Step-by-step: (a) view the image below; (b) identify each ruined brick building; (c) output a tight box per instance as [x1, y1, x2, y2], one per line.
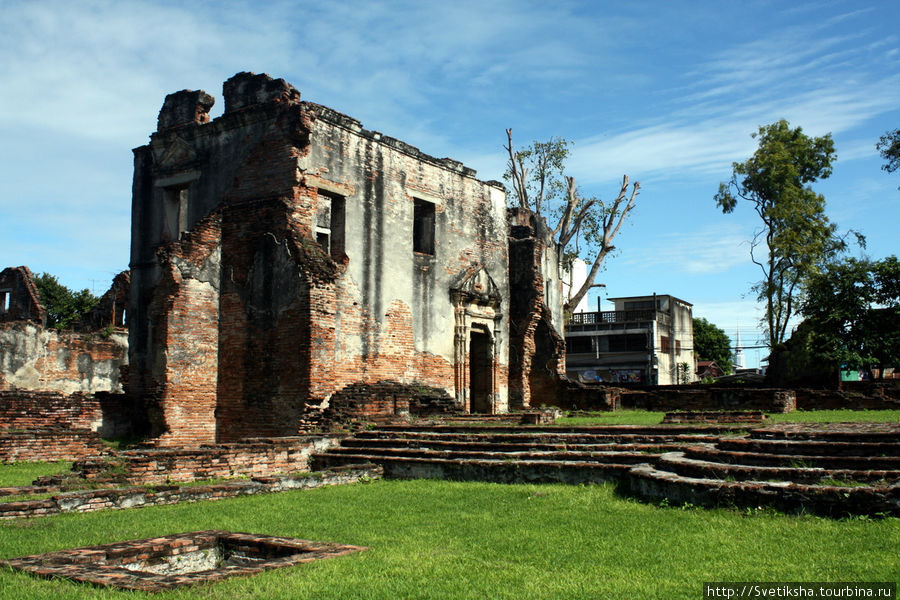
[128, 72, 566, 446]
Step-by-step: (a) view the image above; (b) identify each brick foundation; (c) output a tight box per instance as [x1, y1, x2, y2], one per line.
[0, 428, 110, 463]
[71, 436, 342, 485]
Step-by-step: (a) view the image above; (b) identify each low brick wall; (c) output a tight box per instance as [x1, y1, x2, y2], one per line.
[75, 436, 343, 484]
[0, 390, 142, 438]
[619, 387, 796, 413]
[796, 384, 900, 411]
[321, 381, 460, 427]
[0, 428, 110, 463]
[0, 465, 381, 520]
[663, 411, 767, 424]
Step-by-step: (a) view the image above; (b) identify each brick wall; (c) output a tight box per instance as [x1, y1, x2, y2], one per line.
[321, 380, 459, 427]
[75, 436, 340, 484]
[0, 266, 45, 325]
[796, 383, 900, 410]
[619, 386, 797, 412]
[507, 212, 567, 409]
[0, 429, 110, 463]
[0, 390, 143, 439]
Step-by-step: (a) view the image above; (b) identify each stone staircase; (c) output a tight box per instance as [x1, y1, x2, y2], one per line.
[629, 423, 900, 517]
[311, 424, 736, 485]
[312, 422, 900, 516]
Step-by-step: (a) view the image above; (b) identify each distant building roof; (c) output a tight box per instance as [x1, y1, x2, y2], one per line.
[607, 294, 693, 307]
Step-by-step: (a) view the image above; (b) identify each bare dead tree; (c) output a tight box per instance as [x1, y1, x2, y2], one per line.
[505, 128, 640, 313]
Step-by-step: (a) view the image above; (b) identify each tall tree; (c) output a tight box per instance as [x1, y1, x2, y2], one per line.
[692, 317, 733, 374]
[33, 273, 99, 330]
[714, 119, 856, 349]
[504, 129, 640, 313]
[800, 256, 900, 374]
[876, 128, 900, 188]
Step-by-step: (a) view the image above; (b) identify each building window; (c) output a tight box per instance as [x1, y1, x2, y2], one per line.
[162, 186, 189, 241]
[608, 334, 647, 352]
[660, 335, 671, 353]
[413, 198, 435, 255]
[675, 340, 682, 354]
[316, 192, 345, 257]
[0, 290, 10, 313]
[566, 336, 593, 354]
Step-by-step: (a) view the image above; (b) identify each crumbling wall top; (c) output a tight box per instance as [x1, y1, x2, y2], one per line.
[157, 90, 215, 132]
[223, 71, 301, 113]
[0, 266, 46, 326]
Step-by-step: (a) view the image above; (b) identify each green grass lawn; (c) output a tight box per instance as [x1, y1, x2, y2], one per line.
[0, 479, 897, 599]
[0, 461, 70, 488]
[767, 409, 900, 423]
[556, 409, 900, 426]
[557, 410, 666, 426]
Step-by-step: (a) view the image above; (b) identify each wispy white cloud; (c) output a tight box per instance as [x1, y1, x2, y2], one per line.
[564, 12, 900, 189]
[620, 224, 751, 276]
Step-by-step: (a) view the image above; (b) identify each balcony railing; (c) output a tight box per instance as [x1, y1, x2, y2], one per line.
[568, 310, 671, 328]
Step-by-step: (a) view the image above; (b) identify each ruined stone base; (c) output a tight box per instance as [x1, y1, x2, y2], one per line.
[2, 531, 366, 592]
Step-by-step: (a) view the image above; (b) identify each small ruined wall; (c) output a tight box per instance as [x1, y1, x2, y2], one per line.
[77, 436, 341, 484]
[619, 386, 797, 413]
[0, 429, 110, 463]
[0, 466, 380, 520]
[321, 380, 460, 426]
[0, 391, 141, 439]
[796, 383, 900, 411]
[0, 321, 127, 394]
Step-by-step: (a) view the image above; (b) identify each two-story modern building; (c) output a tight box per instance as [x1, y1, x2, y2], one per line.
[565, 294, 694, 385]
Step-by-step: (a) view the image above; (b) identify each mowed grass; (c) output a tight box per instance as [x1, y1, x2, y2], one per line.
[0, 479, 897, 600]
[0, 461, 70, 487]
[557, 409, 900, 426]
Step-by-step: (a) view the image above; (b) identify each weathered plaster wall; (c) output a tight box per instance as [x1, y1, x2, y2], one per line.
[0, 322, 127, 394]
[130, 72, 513, 445]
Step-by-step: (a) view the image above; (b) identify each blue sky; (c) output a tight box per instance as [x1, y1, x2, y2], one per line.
[1, 0, 898, 367]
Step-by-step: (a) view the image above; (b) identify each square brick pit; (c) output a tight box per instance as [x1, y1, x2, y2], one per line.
[2, 530, 366, 592]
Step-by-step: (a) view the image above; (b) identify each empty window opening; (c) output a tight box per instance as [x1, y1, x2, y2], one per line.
[316, 192, 345, 257]
[163, 186, 189, 241]
[413, 198, 435, 255]
[0, 290, 10, 313]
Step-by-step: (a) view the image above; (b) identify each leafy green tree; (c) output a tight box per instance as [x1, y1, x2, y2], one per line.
[714, 119, 859, 349]
[800, 256, 900, 374]
[876, 128, 900, 188]
[33, 273, 99, 330]
[692, 317, 733, 374]
[504, 130, 640, 313]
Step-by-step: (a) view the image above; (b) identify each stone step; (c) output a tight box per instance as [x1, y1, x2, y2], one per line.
[356, 430, 726, 445]
[340, 438, 683, 453]
[311, 452, 632, 484]
[627, 463, 900, 517]
[322, 446, 659, 465]
[750, 424, 900, 443]
[369, 424, 746, 435]
[656, 452, 900, 485]
[684, 446, 900, 470]
[716, 438, 899, 457]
